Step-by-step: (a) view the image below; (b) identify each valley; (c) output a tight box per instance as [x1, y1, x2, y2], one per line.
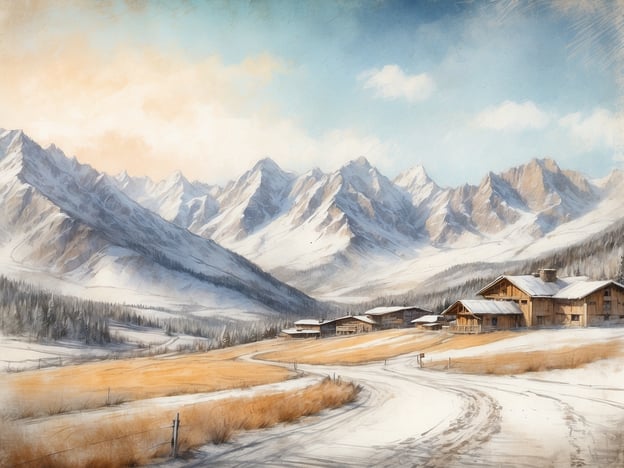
[2, 327, 623, 467]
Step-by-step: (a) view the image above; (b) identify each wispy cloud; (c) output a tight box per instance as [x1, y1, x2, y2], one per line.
[473, 100, 551, 131]
[559, 108, 623, 151]
[0, 35, 394, 182]
[359, 64, 435, 103]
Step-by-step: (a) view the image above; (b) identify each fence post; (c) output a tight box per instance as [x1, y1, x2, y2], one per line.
[171, 412, 180, 458]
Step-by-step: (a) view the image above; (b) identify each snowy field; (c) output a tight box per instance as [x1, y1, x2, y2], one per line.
[0, 324, 213, 372]
[2, 327, 623, 467]
[171, 327, 624, 467]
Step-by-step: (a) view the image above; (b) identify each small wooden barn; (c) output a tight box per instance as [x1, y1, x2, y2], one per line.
[411, 314, 447, 330]
[365, 306, 432, 329]
[280, 328, 319, 339]
[292, 319, 337, 337]
[335, 315, 378, 335]
[442, 300, 524, 334]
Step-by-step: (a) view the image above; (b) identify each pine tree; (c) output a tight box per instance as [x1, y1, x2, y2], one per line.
[616, 254, 624, 284]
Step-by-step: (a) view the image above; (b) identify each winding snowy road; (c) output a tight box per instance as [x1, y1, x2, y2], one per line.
[175, 351, 624, 467]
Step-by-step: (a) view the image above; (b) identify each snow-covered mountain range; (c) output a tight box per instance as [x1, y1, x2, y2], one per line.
[0, 129, 321, 319]
[2, 128, 622, 306]
[113, 151, 624, 300]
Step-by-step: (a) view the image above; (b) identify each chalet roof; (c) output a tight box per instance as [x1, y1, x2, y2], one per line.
[281, 328, 320, 335]
[294, 319, 331, 326]
[411, 315, 444, 323]
[477, 275, 587, 297]
[334, 315, 377, 325]
[442, 299, 523, 316]
[352, 315, 377, 325]
[553, 280, 624, 299]
[365, 305, 430, 316]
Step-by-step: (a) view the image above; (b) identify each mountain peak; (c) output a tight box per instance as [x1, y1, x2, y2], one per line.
[252, 157, 283, 174]
[395, 165, 433, 185]
[166, 170, 187, 183]
[348, 156, 372, 169]
[394, 164, 440, 206]
[529, 157, 561, 173]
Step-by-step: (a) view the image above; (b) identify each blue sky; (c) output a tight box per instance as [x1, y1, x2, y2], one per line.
[0, 0, 621, 186]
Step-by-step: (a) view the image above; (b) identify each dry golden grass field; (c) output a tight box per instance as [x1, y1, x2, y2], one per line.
[1, 348, 291, 419]
[429, 340, 623, 374]
[257, 329, 516, 364]
[1, 377, 360, 467]
[2, 327, 622, 467]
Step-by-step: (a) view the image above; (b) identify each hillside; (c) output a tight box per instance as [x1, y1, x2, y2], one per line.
[0, 129, 323, 319]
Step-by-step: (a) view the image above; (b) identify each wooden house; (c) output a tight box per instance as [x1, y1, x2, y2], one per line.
[442, 300, 524, 333]
[477, 269, 624, 328]
[280, 328, 320, 339]
[411, 314, 448, 330]
[335, 315, 378, 335]
[445, 268, 624, 333]
[365, 306, 432, 329]
[289, 319, 337, 337]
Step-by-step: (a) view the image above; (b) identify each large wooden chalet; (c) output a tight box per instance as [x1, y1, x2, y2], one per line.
[443, 268, 624, 333]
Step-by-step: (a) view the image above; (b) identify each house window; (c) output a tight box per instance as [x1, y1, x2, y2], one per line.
[604, 301, 612, 311]
[491, 317, 498, 327]
[571, 314, 580, 322]
[604, 289, 611, 297]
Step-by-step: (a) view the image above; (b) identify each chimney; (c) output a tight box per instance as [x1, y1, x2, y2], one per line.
[539, 268, 557, 282]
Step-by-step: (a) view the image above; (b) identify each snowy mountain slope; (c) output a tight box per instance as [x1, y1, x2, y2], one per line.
[113, 170, 221, 232]
[0, 129, 321, 317]
[111, 149, 622, 302]
[204, 158, 296, 242]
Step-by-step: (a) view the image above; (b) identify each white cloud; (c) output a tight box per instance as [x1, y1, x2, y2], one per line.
[0, 39, 397, 183]
[359, 64, 435, 103]
[474, 100, 551, 131]
[559, 108, 623, 152]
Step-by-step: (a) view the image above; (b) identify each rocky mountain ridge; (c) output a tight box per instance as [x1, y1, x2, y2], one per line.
[115, 153, 615, 266]
[0, 129, 321, 318]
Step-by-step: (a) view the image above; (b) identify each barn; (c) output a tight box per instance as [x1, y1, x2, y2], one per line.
[365, 306, 432, 329]
[282, 319, 338, 338]
[411, 314, 448, 330]
[334, 315, 378, 335]
[442, 300, 523, 334]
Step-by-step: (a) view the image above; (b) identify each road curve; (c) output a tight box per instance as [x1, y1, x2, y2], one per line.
[171, 351, 624, 467]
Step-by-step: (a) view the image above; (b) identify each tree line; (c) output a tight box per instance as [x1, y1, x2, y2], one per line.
[0, 275, 303, 350]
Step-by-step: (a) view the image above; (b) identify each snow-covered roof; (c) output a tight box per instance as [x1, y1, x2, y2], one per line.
[281, 328, 320, 335]
[411, 315, 443, 323]
[333, 315, 378, 325]
[479, 274, 624, 299]
[294, 319, 329, 326]
[365, 306, 429, 316]
[478, 275, 590, 297]
[553, 280, 622, 299]
[443, 300, 523, 316]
